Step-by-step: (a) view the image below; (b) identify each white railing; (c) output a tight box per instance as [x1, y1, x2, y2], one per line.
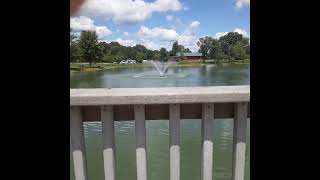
[70, 85, 250, 180]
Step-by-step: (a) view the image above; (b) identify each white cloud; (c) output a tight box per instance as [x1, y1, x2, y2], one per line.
[214, 32, 228, 39]
[70, 16, 96, 30]
[123, 32, 129, 36]
[138, 25, 199, 52]
[189, 21, 200, 29]
[214, 28, 249, 39]
[166, 15, 173, 21]
[141, 39, 162, 50]
[79, 0, 183, 24]
[95, 26, 112, 38]
[70, 16, 112, 38]
[235, 0, 250, 9]
[177, 35, 197, 46]
[233, 28, 249, 37]
[178, 35, 198, 52]
[114, 38, 136, 47]
[138, 26, 179, 41]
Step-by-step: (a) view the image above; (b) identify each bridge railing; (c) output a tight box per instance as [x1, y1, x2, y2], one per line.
[70, 85, 250, 180]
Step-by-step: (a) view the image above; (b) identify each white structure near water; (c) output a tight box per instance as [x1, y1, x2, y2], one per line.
[70, 85, 250, 180]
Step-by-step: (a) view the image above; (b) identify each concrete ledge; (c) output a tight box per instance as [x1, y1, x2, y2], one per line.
[70, 86, 250, 106]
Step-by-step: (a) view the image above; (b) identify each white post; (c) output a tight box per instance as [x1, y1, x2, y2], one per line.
[134, 105, 147, 180]
[101, 105, 117, 180]
[232, 103, 248, 180]
[70, 106, 88, 180]
[169, 104, 180, 180]
[201, 103, 214, 180]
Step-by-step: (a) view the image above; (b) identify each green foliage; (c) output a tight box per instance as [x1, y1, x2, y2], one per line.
[197, 36, 214, 61]
[78, 31, 101, 67]
[70, 41, 81, 62]
[159, 48, 168, 61]
[146, 50, 154, 60]
[171, 41, 179, 54]
[70, 28, 250, 64]
[197, 32, 250, 61]
[154, 51, 160, 60]
[70, 29, 203, 64]
[135, 52, 144, 63]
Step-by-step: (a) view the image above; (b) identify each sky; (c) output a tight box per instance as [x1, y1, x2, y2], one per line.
[70, 0, 250, 52]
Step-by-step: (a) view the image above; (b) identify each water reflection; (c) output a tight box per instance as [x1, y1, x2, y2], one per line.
[70, 64, 250, 88]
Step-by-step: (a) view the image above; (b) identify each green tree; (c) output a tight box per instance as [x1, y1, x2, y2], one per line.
[196, 32, 250, 61]
[159, 48, 168, 61]
[197, 36, 214, 62]
[230, 41, 247, 60]
[154, 51, 160, 60]
[146, 50, 154, 60]
[135, 52, 145, 63]
[208, 39, 223, 59]
[133, 45, 147, 54]
[171, 41, 179, 54]
[99, 41, 110, 54]
[78, 31, 101, 67]
[218, 32, 248, 60]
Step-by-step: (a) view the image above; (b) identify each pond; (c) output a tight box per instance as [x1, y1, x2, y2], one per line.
[70, 63, 250, 180]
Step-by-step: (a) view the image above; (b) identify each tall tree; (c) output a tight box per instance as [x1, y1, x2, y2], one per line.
[133, 45, 147, 54]
[159, 48, 168, 61]
[146, 50, 154, 60]
[197, 36, 214, 62]
[171, 41, 179, 54]
[135, 52, 145, 63]
[154, 51, 160, 60]
[219, 32, 244, 58]
[78, 30, 101, 67]
[208, 39, 223, 59]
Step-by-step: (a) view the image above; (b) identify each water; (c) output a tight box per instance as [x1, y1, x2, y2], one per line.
[70, 64, 250, 88]
[149, 61, 176, 77]
[70, 64, 250, 180]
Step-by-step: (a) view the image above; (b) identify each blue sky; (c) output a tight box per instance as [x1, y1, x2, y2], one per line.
[70, 0, 250, 52]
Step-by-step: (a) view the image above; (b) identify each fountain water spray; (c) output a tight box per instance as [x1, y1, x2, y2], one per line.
[149, 59, 176, 77]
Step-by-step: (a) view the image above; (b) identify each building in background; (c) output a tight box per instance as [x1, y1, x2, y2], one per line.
[173, 52, 202, 62]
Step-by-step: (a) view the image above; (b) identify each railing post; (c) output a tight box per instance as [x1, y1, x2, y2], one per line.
[70, 106, 88, 180]
[232, 102, 248, 180]
[134, 105, 147, 180]
[201, 103, 214, 180]
[169, 104, 180, 180]
[101, 105, 117, 180]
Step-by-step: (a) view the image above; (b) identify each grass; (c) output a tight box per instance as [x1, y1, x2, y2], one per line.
[70, 60, 249, 72]
[205, 59, 250, 64]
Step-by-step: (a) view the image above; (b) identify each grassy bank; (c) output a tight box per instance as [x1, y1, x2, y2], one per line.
[70, 62, 204, 72]
[205, 59, 250, 64]
[70, 60, 249, 72]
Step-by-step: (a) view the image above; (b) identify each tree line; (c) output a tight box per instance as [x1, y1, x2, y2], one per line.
[70, 29, 249, 67]
[197, 32, 250, 61]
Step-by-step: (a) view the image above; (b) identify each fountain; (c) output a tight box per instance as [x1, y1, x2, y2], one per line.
[149, 60, 175, 77]
[130, 59, 188, 79]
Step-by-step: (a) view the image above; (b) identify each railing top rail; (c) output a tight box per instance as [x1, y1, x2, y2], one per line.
[70, 85, 250, 106]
